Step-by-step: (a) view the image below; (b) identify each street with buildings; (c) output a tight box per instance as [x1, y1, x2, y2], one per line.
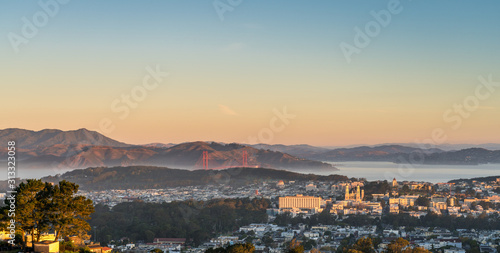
[72, 176, 500, 253]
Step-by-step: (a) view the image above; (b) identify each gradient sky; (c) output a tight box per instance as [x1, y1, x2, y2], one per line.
[1, 0, 499, 146]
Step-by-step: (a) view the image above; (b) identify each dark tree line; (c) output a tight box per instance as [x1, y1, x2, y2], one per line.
[89, 197, 270, 246]
[363, 181, 392, 196]
[0, 180, 94, 251]
[205, 242, 255, 253]
[44, 166, 349, 190]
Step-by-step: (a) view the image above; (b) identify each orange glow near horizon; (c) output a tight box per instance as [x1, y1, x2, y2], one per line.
[2, 2, 499, 147]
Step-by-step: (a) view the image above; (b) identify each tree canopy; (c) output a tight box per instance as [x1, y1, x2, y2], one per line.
[1, 179, 94, 250]
[205, 243, 255, 253]
[341, 237, 430, 253]
[89, 198, 270, 246]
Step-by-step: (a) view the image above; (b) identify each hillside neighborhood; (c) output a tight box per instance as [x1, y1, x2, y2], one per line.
[51, 176, 500, 253]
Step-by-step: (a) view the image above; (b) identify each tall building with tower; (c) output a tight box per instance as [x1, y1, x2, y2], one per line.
[345, 185, 364, 201]
[392, 178, 398, 187]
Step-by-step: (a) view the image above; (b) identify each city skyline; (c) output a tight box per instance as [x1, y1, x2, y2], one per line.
[1, 1, 500, 146]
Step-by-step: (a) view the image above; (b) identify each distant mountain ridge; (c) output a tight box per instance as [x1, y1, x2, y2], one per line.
[141, 143, 176, 148]
[335, 142, 500, 152]
[249, 143, 330, 158]
[253, 143, 443, 161]
[249, 143, 500, 165]
[1, 128, 500, 170]
[398, 148, 500, 165]
[309, 145, 444, 162]
[0, 128, 130, 148]
[0, 128, 337, 172]
[448, 174, 500, 184]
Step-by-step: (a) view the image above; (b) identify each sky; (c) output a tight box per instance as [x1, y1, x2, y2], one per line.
[1, 0, 499, 146]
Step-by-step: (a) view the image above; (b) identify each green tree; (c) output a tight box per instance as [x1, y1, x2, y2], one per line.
[400, 185, 411, 195]
[384, 238, 430, 253]
[347, 250, 363, 253]
[205, 243, 255, 253]
[2, 179, 45, 250]
[59, 240, 77, 252]
[465, 188, 476, 197]
[385, 238, 410, 253]
[1, 179, 94, 251]
[415, 196, 430, 207]
[410, 247, 430, 253]
[262, 233, 274, 247]
[287, 239, 304, 253]
[461, 237, 480, 253]
[350, 237, 376, 253]
[79, 247, 93, 253]
[45, 180, 95, 241]
[228, 243, 255, 253]
[303, 239, 317, 250]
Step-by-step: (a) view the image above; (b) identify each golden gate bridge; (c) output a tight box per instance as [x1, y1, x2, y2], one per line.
[194, 149, 255, 170]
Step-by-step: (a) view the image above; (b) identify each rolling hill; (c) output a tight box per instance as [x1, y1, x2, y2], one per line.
[250, 143, 331, 158]
[305, 145, 443, 162]
[397, 148, 500, 165]
[2, 128, 499, 172]
[0, 128, 130, 148]
[41, 166, 349, 190]
[0, 128, 337, 172]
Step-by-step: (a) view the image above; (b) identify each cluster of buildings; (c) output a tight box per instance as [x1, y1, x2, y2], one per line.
[118, 176, 500, 252]
[5, 175, 500, 252]
[111, 221, 500, 253]
[272, 182, 377, 217]
[174, 223, 500, 253]
[77, 185, 261, 207]
[271, 177, 500, 219]
[112, 238, 186, 252]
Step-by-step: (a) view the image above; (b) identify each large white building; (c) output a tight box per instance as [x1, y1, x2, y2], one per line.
[279, 194, 321, 210]
[389, 195, 419, 207]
